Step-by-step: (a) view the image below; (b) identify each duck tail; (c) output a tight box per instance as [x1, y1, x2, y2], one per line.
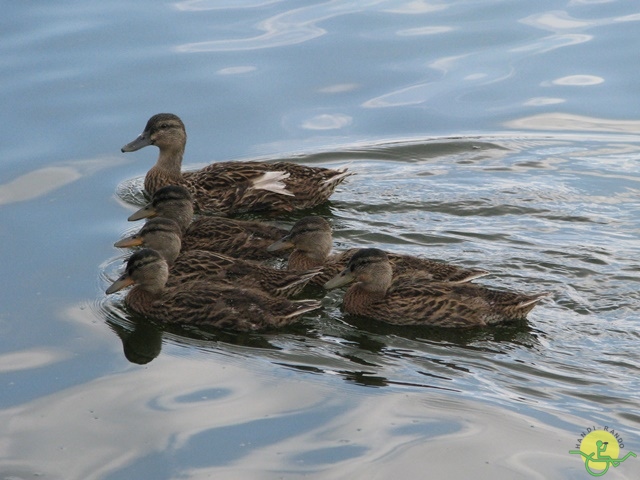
[199, 251, 235, 262]
[251, 171, 294, 196]
[322, 165, 355, 186]
[518, 292, 551, 309]
[274, 268, 323, 297]
[285, 300, 322, 318]
[290, 268, 323, 287]
[196, 250, 242, 263]
[449, 268, 491, 284]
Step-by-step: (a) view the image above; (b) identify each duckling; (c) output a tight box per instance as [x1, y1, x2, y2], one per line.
[121, 113, 352, 214]
[128, 185, 291, 260]
[115, 217, 321, 297]
[324, 248, 549, 327]
[106, 249, 322, 331]
[267, 216, 489, 285]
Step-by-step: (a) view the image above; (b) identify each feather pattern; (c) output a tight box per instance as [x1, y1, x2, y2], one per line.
[325, 249, 549, 327]
[169, 250, 321, 297]
[106, 249, 321, 331]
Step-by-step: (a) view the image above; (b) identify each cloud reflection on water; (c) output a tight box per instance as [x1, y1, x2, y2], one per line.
[521, 9, 640, 31]
[504, 113, 640, 134]
[175, 1, 382, 53]
[0, 352, 576, 479]
[174, 0, 282, 11]
[0, 157, 125, 206]
[0, 348, 71, 373]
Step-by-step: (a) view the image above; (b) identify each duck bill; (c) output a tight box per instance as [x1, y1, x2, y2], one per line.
[114, 235, 143, 248]
[121, 131, 151, 152]
[128, 203, 157, 221]
[106, 274, 135, 294]
[324, 269, 356, 289]
[267, 236, 294, 252]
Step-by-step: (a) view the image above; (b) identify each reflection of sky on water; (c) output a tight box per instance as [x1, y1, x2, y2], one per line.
[353, 5, 640, 118]
[175, 1, 383, 52]
[0, 157, 124, 206]
[2, 0, 640, 478]
[520, 10, 640, 31]
[0, 346, 577, 479]
[174, 0, 283, 11]
[0, 348, 71, 373]
[302, 113, 353, 130]
[505, 113, 640, 134]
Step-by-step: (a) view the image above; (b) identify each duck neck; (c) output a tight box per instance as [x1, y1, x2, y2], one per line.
[356, 279, 390, 296]
[155, 146, 184, 177]
[287, 234, 332, 269]
[127, 285, 164, 310]
[170, 204, 194, 234]
[146, 148, 185, 194]
[288, 249, 325, 270]
[152, 242, 180, 267]
[141, 233, 181, 266]
[344, 283, 387, 314]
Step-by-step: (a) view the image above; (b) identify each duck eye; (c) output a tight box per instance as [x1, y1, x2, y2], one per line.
[159, 123, 169, 129]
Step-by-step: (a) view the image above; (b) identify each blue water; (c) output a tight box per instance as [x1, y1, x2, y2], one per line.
[1, 1, 639, 479]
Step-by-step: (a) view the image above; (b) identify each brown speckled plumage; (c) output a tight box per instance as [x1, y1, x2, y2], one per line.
[115, 217, 320, 297]
[129, 185, 291, 261]
[267, 216, 490, 285]
[325, 248, 548, 327]
[121, 113, 353, 214]
[106, 249, 321, 331]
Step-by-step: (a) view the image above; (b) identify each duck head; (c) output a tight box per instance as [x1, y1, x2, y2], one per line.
[128, 185, 194, 232]
[121, 113, 186, 153]
[114, 217, 182, 265]
[267, 216, 333, 265]
[106, 248, 170, 295]
[324, 248, 392, 293]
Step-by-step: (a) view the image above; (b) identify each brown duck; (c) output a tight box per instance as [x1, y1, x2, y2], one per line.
[325, 248, 548, 327]
[267, 216, 489, 285]
[121, 113, 352, 214]
[106, 249, 321, 331]
[115, 217, 320, 297]
[128, 185, 291, 260]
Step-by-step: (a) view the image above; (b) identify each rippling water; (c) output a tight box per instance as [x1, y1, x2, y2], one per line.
[2, 1, 639, 479]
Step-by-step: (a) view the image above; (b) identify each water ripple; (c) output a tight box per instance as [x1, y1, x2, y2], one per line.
[175, 1, 382, 52]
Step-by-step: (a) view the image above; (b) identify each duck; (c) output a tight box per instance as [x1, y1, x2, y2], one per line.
[121, 113, 353, 214]
[267, 216, 490, 285]
[106, 248, 322, 331]
[128, 185, 292, 260]
[114, 217, 321, 297]
[324, 248, 549, 327]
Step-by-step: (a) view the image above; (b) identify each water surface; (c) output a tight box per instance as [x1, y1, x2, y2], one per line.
[1, 1, 639, 479]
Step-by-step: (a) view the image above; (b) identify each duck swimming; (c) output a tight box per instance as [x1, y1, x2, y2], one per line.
[324, 248, 548, 327]
[106, 249, 321, 331]
[121, 113, 352, 214]
[128, 185, 291, 260]
[115, 217, 320, 297]
[267, 216, 489, 285]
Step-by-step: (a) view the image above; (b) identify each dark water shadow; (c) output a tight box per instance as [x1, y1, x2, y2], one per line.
[104, 303, 310, 365]
[100, 292, 538, 392]
[341, 313, 535, 348]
